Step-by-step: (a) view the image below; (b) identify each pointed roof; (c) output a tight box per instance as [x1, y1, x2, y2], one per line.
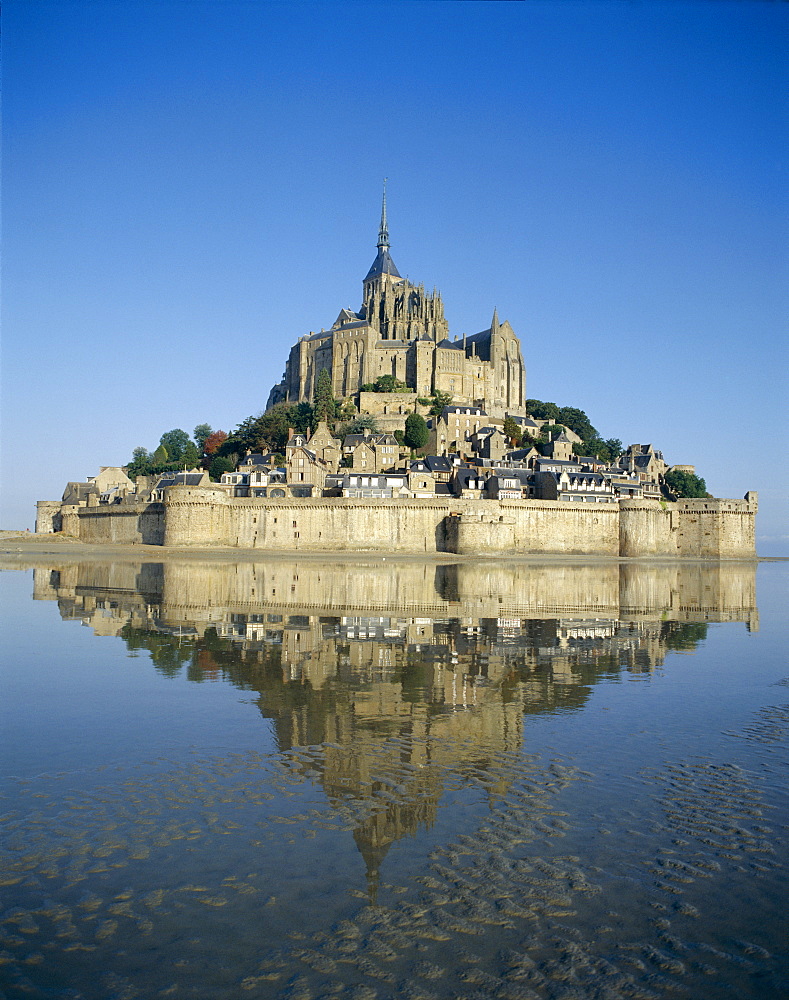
[364, 180, 401, 281]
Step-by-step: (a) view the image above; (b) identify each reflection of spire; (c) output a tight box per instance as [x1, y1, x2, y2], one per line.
[353, 825, 391, 906]
[378, 178, 389, 251]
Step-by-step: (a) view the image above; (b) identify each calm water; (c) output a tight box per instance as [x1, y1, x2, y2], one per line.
[0, 557, 786, 1000]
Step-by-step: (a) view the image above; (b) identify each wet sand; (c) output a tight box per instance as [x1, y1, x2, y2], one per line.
[0, 532, 768, 567]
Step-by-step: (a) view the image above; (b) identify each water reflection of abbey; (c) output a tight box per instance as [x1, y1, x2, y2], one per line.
[31, 558, 758, 898]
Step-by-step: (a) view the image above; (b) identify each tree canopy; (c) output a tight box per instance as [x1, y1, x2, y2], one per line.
[204, 430, 228, 455]
[338, 414, 380, 437]
[360, 374, 411, 393]
[209, 456, 235, 482]
[664, 470, 708, 499]
[404, 412, 429, 451]
[313, 368, 337, 423]
[193, 424, 213, 452]
[159, 429, 191, 464]
[428, 390, 453, 416]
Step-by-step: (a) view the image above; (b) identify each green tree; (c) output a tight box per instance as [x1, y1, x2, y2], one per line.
[193, 424, 213, 452]
[247, 410, 287, 452]
[527, 399, 559, 421]
[182, 441, 200, 468]
[221, 406, 302, 457]
[127, 447, 153, 480]
[520, 432, 537, 451]
[429, 390, 453, 416]
[664, 470, 708, 499]
[159, 429, 191, 464]
[339, 414, 380, 436]
[503, 416, 522, 445]
[152, 444, 169, 465]
[313, 369, 337, 423]
[404, 412, 429, 451]
[291, 401, 313, 434]
[209, 456, 235, 481]
[364, 374, 411, 393]
[557, 406, 596, 442]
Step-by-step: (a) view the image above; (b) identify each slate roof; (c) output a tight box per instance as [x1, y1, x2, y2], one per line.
[534, 458, 581, 469]
[455, 468, 487, 489]
[364, 248, 401, 281]
[463, 328, 492, 361]
[424, 455, 452, 474]
[62, 482, 97, 503]
[442, 405, 485, 416]
[240, 453, 269, 467]
[157, 473, 205, 488]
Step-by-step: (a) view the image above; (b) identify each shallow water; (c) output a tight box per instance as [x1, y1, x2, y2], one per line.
[0, 558, 786, 999]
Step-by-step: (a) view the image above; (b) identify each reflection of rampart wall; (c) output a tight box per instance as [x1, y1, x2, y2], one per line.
[59, 487, 758, 557]
[30, 558, 758, 626]
[619, 562, 758, 627]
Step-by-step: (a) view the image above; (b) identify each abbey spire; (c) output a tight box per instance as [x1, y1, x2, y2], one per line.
[364, 181, 401, 282]
[378, 178, 390, 251]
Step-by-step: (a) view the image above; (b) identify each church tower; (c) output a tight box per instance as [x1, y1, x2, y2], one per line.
[361, 183, 448, 343]
[265, 188, 525, 417]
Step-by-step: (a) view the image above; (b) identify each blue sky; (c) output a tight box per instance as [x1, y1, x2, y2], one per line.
[2, 0, 787, 552]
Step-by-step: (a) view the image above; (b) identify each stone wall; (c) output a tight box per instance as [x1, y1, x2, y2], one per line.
[77, 502, 165, 545]
[618, 500, 677, 557]
[53, 486, 757, 558]
[159, 488, 627, 556]
[675, 495, 757, 558]
[618, 495, 758, 559]
[35, 501, 62, 534]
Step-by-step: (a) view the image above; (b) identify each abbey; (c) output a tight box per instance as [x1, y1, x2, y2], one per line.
[267, 191, 526, 417]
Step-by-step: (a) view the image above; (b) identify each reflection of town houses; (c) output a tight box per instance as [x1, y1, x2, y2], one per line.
[27, 559, 760, 643]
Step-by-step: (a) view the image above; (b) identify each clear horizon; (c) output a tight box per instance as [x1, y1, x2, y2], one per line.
[2, 1, 787, 553]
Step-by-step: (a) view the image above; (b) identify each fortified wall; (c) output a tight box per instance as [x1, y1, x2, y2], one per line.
[618, 493, 758, 558]
[49, 486, 758, 558]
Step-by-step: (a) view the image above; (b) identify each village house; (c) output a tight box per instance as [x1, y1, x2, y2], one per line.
[285, 431, 332, 490]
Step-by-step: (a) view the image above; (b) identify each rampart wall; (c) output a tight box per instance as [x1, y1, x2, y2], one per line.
[75, 503, 165, 545]
[618, 495, 757, 559]
[61, 488, 757, 558]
